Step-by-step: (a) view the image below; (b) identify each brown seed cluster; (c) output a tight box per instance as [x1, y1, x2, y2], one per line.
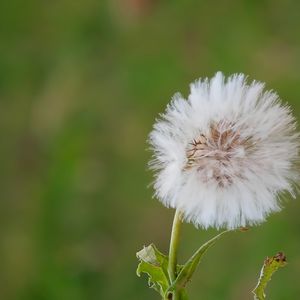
[185, 121, 251, 187]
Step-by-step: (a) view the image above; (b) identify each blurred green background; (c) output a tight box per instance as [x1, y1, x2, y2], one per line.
[1, 1, 300, 299]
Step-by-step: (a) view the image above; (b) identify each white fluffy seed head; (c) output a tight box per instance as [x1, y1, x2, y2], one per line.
[149, 72, 300, 229]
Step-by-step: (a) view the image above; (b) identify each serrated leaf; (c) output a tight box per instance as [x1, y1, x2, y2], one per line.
[136, 244, 170, 297]
[168, 230, 230, 293]
[252, 252, 287, 300]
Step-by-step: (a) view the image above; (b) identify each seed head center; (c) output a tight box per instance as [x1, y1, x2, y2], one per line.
[185, 121, 248, 187]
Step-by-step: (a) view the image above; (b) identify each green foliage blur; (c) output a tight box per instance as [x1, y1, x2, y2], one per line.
[0, 1, 300, 299]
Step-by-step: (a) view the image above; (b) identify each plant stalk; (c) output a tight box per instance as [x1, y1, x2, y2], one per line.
[168, 209, 183, 300]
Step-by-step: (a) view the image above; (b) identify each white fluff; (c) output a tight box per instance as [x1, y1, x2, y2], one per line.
[149, 72, 299, 229]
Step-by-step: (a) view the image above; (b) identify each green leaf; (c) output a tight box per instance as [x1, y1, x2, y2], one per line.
[252, 252, 287, 300]
[136, 244, 170, 297]
[168, 230, 230, 293]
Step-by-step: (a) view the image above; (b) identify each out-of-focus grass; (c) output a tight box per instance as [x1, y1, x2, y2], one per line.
[0, 1, 300, 299]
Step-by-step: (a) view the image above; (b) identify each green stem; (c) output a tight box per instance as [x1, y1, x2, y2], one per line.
[168, 209, 183, 300]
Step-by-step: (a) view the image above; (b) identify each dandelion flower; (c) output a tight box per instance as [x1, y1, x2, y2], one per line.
[149, 72, 299, 229]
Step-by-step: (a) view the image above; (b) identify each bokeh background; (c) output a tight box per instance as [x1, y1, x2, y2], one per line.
[1, 1, 300, 299]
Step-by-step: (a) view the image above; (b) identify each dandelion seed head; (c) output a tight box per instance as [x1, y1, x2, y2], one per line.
[149, 72, 299, 229]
